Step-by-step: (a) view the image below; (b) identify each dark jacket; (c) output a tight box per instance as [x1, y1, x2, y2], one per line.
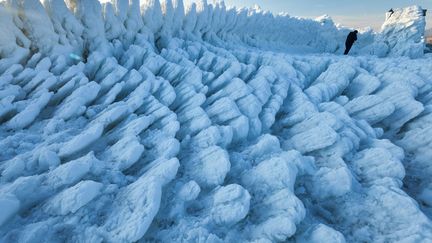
[346, 31, 358, 45]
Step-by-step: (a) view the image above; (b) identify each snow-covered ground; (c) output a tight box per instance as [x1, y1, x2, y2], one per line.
[1, 0, 432, 242]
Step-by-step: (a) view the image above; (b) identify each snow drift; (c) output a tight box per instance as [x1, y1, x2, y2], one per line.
[1, 0, 432, 242]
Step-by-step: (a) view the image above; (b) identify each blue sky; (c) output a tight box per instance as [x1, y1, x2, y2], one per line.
[223, 0, 432, 30]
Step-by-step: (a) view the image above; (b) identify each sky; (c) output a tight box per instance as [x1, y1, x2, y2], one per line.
[222, 0, 432, 31]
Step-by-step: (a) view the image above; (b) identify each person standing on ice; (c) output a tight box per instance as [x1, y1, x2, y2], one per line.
[344, 30, 358, 55]
[388, 8, 394, 17]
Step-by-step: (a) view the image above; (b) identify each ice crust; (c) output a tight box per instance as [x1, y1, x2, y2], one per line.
[0, 1, 432, 242]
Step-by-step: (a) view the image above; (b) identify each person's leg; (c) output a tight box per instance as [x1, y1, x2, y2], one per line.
[344, 42, 353, 55]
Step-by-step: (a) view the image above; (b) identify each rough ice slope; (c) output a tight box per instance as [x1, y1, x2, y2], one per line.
[1, 0, 432, 242]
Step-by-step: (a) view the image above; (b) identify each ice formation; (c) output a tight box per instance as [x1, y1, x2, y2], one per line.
[356, 5, 427, 58]
[0, 0, 432, 242]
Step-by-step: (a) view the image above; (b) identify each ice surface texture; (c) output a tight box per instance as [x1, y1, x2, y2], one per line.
[0, 0, 432, 242]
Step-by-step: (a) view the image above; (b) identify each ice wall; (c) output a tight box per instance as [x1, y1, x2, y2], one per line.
[207, 6, 347, 53]
[0, 0, 354, 58]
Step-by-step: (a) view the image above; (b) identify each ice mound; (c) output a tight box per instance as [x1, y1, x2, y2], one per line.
[1, 0, 432, 242]
[381, 6, 426, 57]
[359, 5, 427, 58]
